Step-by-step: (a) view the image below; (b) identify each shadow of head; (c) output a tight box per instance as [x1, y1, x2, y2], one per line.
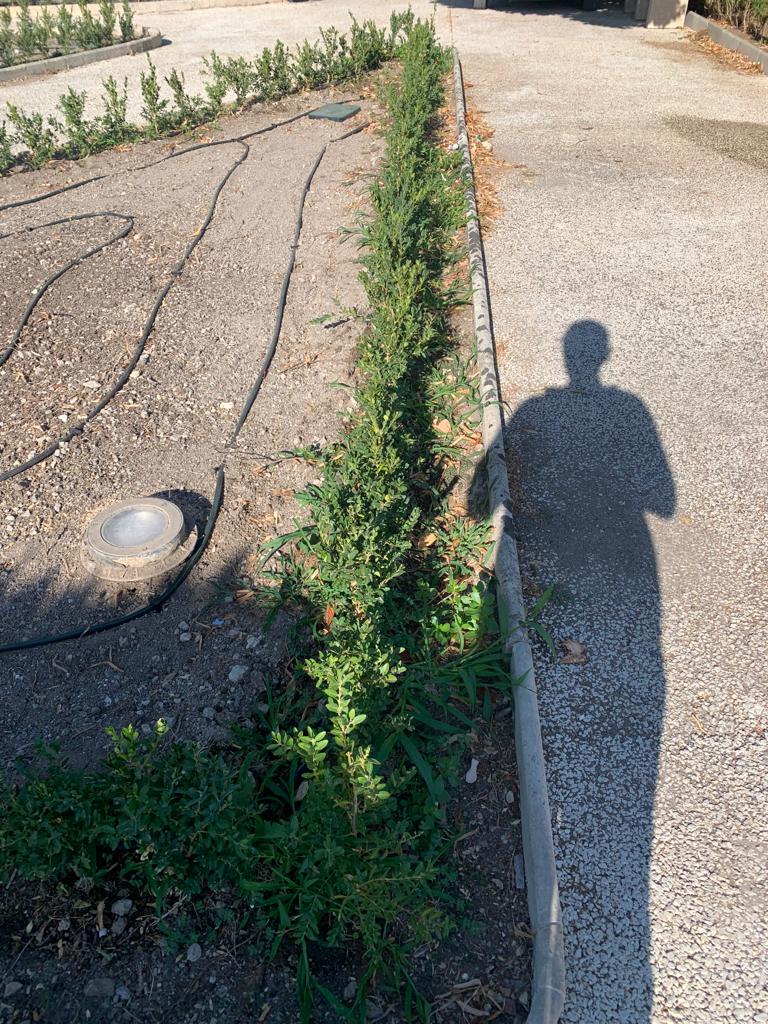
[563, 318, 610, 388]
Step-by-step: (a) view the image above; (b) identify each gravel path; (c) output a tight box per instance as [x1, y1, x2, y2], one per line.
[440, 5, 768, 1023]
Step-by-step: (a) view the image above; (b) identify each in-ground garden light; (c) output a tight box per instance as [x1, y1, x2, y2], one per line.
[82, 496, 197, 581]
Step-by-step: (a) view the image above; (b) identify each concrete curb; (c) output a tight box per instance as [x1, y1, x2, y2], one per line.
[0, 29, 164, 84]
[685, 10, 768, 73]
[452, 48, 565, 1024]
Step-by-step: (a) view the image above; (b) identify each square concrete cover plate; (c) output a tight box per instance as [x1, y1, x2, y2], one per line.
[308, 102, 361, 122]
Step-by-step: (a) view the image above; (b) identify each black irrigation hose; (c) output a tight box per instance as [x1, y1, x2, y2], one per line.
[0, 103, 348, 215]
[0, 141, 249, 483]
[0, 212, 134, 369]
[228, 121, 365, 443]
[0, 119, 367, 654]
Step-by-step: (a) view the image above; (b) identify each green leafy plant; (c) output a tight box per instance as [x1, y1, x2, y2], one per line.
[54, 3, 75, 54]
[223, 54, 256, 108]
[165, 66, 205, 129]
[118, 0, 133, 43]
[694, 0, 768, 40]
[99, 73, 133, 144]
[0, 122, 13, 173]
[57, 85, 94, 155]
[37, 2, 55, 52]
[0, 8, 14, 67]
[0, 20, 506, 1019]
[139, 54, 167, 137]
[5, 103, 56, 168]
[1, 14, 419, 176]
[293, 39, 325, 90]
[97, 0, 116, 45]
[74, 0, 101, 49]
[254, 39, 292, 102]
[15, 0, 40, 59]
[202, 50, 229, 114]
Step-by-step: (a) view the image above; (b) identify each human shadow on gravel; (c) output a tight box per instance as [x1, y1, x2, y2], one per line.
[471, 319, 675, 1020]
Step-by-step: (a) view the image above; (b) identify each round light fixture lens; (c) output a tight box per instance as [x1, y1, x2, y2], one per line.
[81, 496, 197, 582]
[101, 505, 168, 548]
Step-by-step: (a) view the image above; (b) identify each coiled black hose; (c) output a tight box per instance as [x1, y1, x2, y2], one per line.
[0, 117, 366, 653]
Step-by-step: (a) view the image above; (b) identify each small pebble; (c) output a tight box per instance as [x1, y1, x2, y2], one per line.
[84, 977, 115, 1001]
[186, 942, 202, 963]
[111, 898, 133, 917]
[202, 707, 215, 720]
[228, 665, 248, 684]
[343, 979, 357, 1002]
[4, 981, 22, 997]
[178, 621, 190, 632]
[179, 632, 192, 643]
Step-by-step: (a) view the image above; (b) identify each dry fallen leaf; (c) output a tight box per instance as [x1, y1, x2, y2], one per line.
[433, 417, 452, 434]
[560, 638, 587, 665]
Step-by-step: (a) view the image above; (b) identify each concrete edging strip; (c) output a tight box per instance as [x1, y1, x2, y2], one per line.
[0, 29, 164, 84]
[684, 9, 768, 73]
[452, 48, 565, 1024]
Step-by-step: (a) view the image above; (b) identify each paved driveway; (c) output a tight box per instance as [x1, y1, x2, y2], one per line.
[2, 2, 767, 1021]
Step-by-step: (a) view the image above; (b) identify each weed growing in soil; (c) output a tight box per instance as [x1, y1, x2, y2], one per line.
[0, 18, 508, 1021]
[0, 11, 415, 174]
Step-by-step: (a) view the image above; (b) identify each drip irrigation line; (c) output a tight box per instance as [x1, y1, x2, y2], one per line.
[0, 119, 367, 654]
[0, 112, 302, 215]
[0, 97, 360, 215]
[0, 212, 133, 369]
[0, 140, 249, 483]
[228, 121, 365, 444]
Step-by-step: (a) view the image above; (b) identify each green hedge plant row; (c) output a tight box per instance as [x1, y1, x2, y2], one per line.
[0, 12, 414, 173]
[0, 17, 510, 1021]
[0, 0, 136, 69]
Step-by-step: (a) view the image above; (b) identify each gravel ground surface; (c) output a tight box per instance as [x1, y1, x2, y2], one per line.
[439, 3, 768, 1023]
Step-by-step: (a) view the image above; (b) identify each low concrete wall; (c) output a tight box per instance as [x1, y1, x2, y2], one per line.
[0, 29, 164, 83]
[685, 9, 768, 72]
[646, 0, 688, 28]
[627, 0, 687, 29]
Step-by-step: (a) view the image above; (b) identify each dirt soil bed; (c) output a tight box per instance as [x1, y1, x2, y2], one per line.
[0, 82, 529, 1022]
